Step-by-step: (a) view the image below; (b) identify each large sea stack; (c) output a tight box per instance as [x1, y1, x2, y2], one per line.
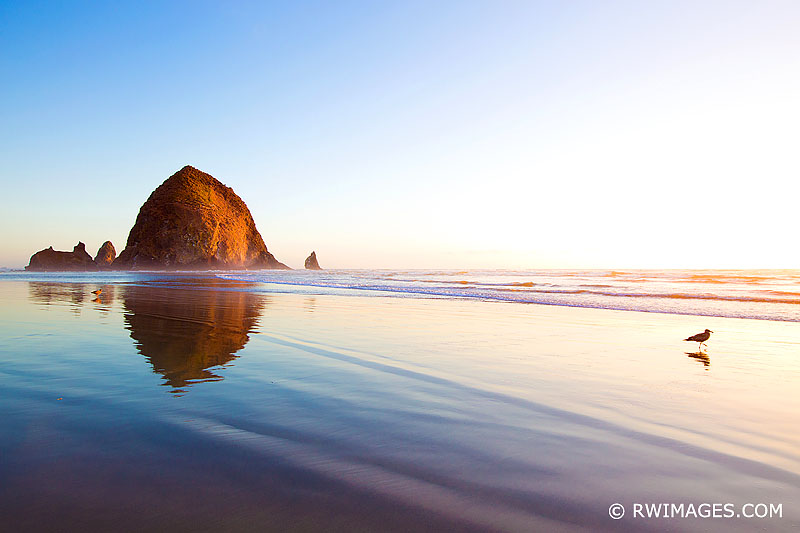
[113, 166, 288, 270]
[26, 242, 96, 271]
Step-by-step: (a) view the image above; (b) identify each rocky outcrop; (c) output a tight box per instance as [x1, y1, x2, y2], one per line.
[304, 251, 322, 270]
[113, 165, 289, 270]
[94, 241, 116, 268]
[26, 242, 97, 271]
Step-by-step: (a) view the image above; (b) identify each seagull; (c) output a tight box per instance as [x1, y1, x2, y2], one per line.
[91, 288, 102, 296]
[684, 329, 713, 350]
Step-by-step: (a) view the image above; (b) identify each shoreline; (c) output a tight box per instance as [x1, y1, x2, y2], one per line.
[3, 269, 799, 323]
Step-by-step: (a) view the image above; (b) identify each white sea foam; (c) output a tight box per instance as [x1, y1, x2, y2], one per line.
[216, 269, 800, 322]
[3, 269, 799, 322]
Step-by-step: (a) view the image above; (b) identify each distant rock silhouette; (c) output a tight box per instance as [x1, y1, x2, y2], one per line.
[305, 251, 322, 270]
[113, 165, 289, 270]
[26, 242, 96, 271]
[94, 241, 116, 268]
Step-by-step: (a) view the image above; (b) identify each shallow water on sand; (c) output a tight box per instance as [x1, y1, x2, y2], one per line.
[0, 276, 798, 531]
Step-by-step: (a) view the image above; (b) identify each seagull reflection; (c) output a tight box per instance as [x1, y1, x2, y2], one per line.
[120, 282, 266, 394]
[686, 351, 711, 369]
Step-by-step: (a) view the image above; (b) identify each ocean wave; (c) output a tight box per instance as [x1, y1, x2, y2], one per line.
[215, 273, 800, 305]
[214, 270, 800, 322]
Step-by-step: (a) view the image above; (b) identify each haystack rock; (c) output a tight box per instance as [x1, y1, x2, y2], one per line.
[26, 242, 96, 271]
[304, 251, 322, 270]
[113, 165, 289, 270]
[94, 241, 116, 268]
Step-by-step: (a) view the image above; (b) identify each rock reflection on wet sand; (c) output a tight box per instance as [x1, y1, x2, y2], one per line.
[28, 278, 265, 394]
[121, 283, 265, 393]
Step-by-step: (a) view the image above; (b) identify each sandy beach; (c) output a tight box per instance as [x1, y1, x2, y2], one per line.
[1, 275, 798, 531]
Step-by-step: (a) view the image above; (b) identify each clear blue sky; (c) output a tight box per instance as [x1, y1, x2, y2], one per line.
[2, 1, 798, 269]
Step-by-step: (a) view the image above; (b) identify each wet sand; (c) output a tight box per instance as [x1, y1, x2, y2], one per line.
[0, 277, 798, 531]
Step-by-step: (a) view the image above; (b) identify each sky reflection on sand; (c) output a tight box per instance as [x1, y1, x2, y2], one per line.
[1, 277, 799, 531]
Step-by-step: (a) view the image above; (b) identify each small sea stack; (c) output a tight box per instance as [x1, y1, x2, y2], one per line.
[304, 251, 322, 270]
[94, 241, 116, 268]
[26, 242, 97, 271]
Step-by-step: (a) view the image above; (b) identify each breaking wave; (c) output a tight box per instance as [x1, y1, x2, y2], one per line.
[215, 269, 800, 323]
